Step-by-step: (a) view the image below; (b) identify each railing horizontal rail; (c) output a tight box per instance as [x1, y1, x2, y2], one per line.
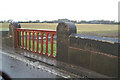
[16, 28, 56, 33]
[16, 28, 56, 58]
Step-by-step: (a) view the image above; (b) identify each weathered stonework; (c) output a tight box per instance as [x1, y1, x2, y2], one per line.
[9, 22, 21, 48]
[56, 22, 119, 77]
[56, 22, 77, 62]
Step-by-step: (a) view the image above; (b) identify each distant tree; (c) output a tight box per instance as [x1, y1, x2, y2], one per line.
[118, 22, 120, 25]
[7, 19, 13, 23]
[28, 20, 32, 23]
[70, 20, 77, 23]
[80, 20, 87, 23]
[36, 20, 40, 23]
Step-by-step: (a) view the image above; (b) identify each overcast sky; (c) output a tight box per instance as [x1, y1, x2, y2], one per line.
[0, 0, 119, 21]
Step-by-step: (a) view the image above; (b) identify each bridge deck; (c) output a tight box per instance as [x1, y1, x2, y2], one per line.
[0, 37, 109, 78]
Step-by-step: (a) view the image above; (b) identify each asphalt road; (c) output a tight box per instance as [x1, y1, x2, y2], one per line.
[0, 52, 61, 78]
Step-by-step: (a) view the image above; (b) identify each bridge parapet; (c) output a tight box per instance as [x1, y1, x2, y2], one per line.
[56, 22, 119, 77]
[7, 22, 119, 77]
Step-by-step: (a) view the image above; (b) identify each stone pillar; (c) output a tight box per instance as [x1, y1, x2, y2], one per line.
[9, 22, 21, 48]
[56, 22, 77, 62]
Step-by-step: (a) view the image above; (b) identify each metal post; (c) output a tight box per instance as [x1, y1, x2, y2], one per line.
[50, 34, 54, 57]
[19, 30, 21, 48]
[22, 30, 24, 48]
[36, 32, 39, 53]
[41, 32, 43, 54]
[33, 32, 35, 52]
[45, 33, 48, 56]
[25, 32, 27, 50]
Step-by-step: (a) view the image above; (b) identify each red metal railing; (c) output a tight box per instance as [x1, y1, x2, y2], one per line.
[16, 28, 56, 58]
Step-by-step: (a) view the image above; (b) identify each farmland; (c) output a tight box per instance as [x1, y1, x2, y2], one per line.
[0, 23, 119, 38]
[1, 23, 119, 56]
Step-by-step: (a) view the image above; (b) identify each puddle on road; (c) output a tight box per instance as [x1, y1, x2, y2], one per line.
[26, 63, 28, 66]
[10, 66, 14, 68]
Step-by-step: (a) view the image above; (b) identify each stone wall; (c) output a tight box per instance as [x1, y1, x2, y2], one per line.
[56, 22, 119, 77]
[69, 34, 118, 77]
[0, 30, 9, 37]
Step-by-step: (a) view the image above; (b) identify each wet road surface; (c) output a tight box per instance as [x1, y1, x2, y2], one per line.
[0, 52, 61, 78]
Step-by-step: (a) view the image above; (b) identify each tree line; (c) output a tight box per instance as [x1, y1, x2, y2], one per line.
[0, 19, 118, 24]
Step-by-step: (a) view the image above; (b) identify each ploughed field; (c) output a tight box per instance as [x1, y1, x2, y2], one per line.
[1, 23, 119, 39]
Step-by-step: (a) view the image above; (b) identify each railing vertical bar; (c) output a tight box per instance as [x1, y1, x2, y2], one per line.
[29, 32, 31, 51]
[16, 29, 18, 47]
[22, 30, 24, 49]
[36, 32, 39, 53]
[41, 32, 43, 54]
[19, 30, 21, 48]
[50, 34, 54, 57]
[25, 31, 27, 50]
[33, 32, 35, 52]
[45, 33, 48, 56]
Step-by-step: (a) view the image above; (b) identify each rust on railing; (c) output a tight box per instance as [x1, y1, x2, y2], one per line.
[16, 28, 56, 58]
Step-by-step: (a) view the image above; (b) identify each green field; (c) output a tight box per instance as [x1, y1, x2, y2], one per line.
[0, 23, 118, 38]
[21, 38, 56, 56]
